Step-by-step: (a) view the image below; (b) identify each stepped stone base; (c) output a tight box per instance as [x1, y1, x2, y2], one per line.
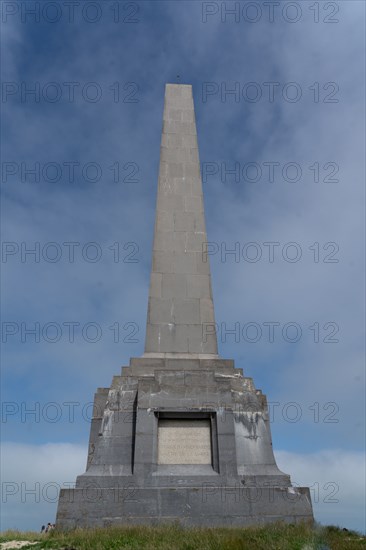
[56, 356, 314, 529]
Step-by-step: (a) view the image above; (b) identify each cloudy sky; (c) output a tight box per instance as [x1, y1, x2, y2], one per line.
[1, 0, 365, 533]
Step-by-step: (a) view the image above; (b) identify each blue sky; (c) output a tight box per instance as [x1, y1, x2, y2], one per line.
[1, 0, 365, 533]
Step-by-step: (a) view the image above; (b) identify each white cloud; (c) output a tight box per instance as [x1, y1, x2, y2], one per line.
[276, 449, 365, 533]
[1, 442, 86, 532]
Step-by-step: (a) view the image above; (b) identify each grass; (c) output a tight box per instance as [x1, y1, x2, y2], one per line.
[0, 523, 365, 550]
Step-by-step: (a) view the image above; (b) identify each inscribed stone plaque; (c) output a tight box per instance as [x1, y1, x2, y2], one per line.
[158, 419, 212, 464]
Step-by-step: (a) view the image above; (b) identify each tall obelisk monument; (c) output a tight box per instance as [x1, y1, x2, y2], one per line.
[56, 84, 313, 528]
[145, 84, 217, 357]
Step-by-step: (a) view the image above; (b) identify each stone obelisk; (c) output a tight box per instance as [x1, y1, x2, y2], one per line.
[56, 84, 313, 528]
[145, 83, 217, 357]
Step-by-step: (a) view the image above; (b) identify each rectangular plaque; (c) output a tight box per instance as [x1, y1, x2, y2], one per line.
[158, 419, 212, 465]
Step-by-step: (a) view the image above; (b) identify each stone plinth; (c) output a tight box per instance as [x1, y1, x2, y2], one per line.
[56, 356, 313, 527]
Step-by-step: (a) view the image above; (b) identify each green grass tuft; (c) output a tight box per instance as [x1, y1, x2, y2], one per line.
[0, 523, 365, 550]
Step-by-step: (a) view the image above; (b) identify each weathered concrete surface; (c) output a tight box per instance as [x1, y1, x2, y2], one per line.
[57, 486, 313, 529]
[55, 84, 314, 528]
[56, 358, 313, 527]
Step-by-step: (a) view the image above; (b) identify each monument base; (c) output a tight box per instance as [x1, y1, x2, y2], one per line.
[56, 357, 314, 529]
[57, 486, 312, 529]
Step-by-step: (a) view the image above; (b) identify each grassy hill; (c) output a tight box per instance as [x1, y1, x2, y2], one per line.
[1, 523, 365, 550]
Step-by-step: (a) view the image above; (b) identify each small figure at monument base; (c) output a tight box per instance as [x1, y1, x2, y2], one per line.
[56, 84, 313, 528]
